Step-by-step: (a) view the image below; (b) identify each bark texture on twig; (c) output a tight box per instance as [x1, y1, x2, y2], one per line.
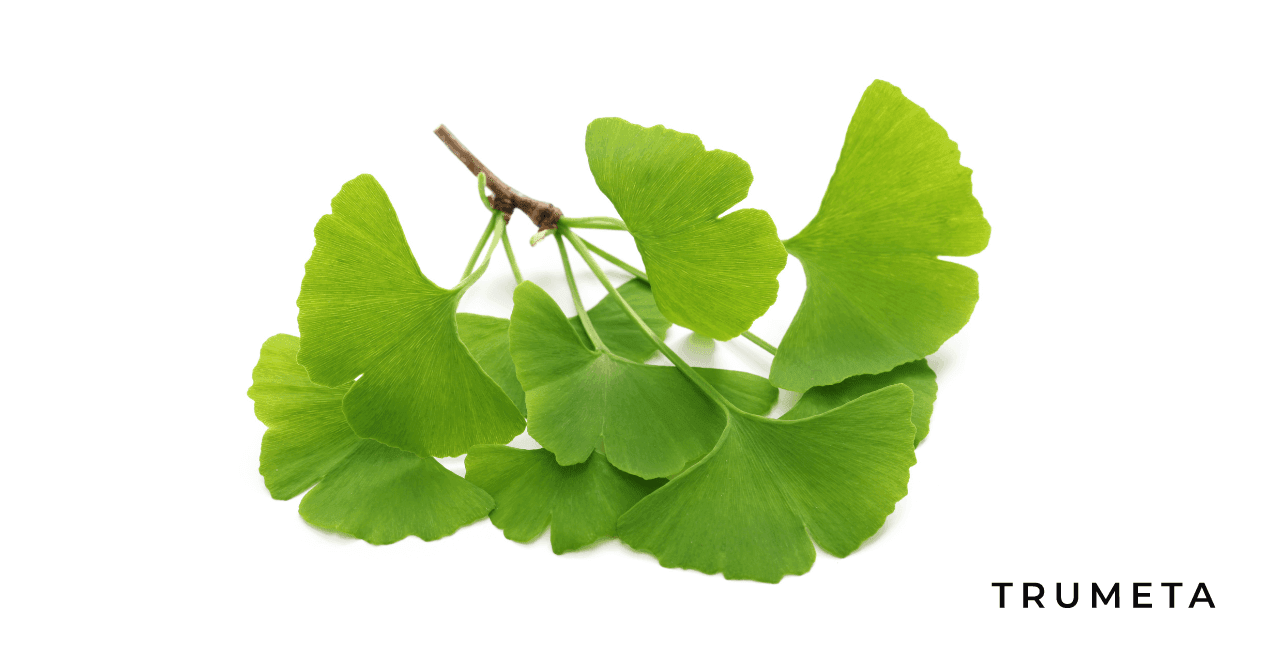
[434, 125, 563, 231]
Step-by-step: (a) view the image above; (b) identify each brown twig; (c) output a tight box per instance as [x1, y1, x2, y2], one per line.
[433, 125, 563, 231]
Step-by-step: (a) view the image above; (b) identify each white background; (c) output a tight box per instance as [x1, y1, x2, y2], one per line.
[3, 1, 1269, 663]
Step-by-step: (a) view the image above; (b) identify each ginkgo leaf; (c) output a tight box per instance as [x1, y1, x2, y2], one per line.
[454, 281, 670, 418]
[568, 278, 671, 362]
[299, 440, 495, 545]
[465, 447, 662, 554]
[296, 174, 525, 457]
[566, 273, 776, 412]
[617, 384, 916, 583]
[780, 359, 936, 445]
[585, 118, 788, 340]
[695, 367, 779, 415]
[568, 279, 777, 412]
[510, 280, 726, 479]
[457, 314, 525, 417]
[250, 334, 366, 500]
[249, 334, 494, 544]
[771, 80, 991, 391]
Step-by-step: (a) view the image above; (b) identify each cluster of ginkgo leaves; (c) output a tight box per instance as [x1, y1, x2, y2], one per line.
[248, 80, 990, 583]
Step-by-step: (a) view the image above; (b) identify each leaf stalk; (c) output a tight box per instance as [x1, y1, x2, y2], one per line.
[741, 331, 778, 355]
[502, 230, 524, 284]
[556, 232, 610, 353]
[575, 235, 780, 355]
[559, 216, 627, 231]
[560, 227, 737, 411]
[462, 214, 498, 279]
[457, 209, 508, 291]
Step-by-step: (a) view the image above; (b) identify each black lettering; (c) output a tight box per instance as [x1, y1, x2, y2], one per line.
[1023, 583, 1044, 608]
[1190, 583, 1214, 608]
[992, 583, 1013, 608]
[1162, 583, 1182, 608]
[1093, 582, 1120, 608]
[1056, 582, 1079, 608]
[1133, 583, 1151, 608]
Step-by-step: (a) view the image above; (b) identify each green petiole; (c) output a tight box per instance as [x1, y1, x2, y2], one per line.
[462, 213, 498, 279]
[480, 170, 775, 356]
[575, 234, 779, 356]
[476, 172, 496, 212]
[501, 230, 523, 284]
[556, 232, 609, 353]
[458, 209, 507, 291]
[529, 228, 553, 247]
[559, 227, 737, 412]
[741, 331, 778, 355]
[578, 237, 647, 280]
[558, 216, 627, 231]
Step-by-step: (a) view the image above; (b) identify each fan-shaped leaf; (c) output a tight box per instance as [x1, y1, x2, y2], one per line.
[618, 384, 916, 583]
[511, 281, 772, 479]
[780, 359, 937, 445]
[465, 447, 661, 554]
[510, 281, 722, 479]
[456, 280, 676, 419]
[296, 174, 525, 456]
[249, 335, 493, 544]
[249, 334, 365, 500]
[585, 118, 787, 340]
[299, 440, 495, 545]
[457, 314, 525, 417]
[772, 80, 990, 391]
[695, 367, 779, 416]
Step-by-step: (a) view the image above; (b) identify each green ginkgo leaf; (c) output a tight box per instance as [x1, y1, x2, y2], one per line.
[571, 278, 776, 413]
[695, 367, 779, 416]
[771, 80, 991, 391]
[511, 281, 767, 479]
[568, 278, 670, 362]
[296, 174, 525, 457]
[250, 334, 364, 500]
[585, 118, 788, 340]
[617, 384, 916, 583]
[457, 314, 525, 417]
[455, 280, 675, 419]
[780, 359, 937, 445]
[298, 440, 495, 545]
[465, 447, 662, 554]
[249, 334, 494, 544]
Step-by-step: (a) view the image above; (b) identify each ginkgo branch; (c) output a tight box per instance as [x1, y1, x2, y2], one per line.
[454, 133, 779, 353]
[435, 124, 564, 232]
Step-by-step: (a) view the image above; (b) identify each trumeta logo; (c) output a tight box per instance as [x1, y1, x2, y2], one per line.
[991, 583, 1214, 609]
